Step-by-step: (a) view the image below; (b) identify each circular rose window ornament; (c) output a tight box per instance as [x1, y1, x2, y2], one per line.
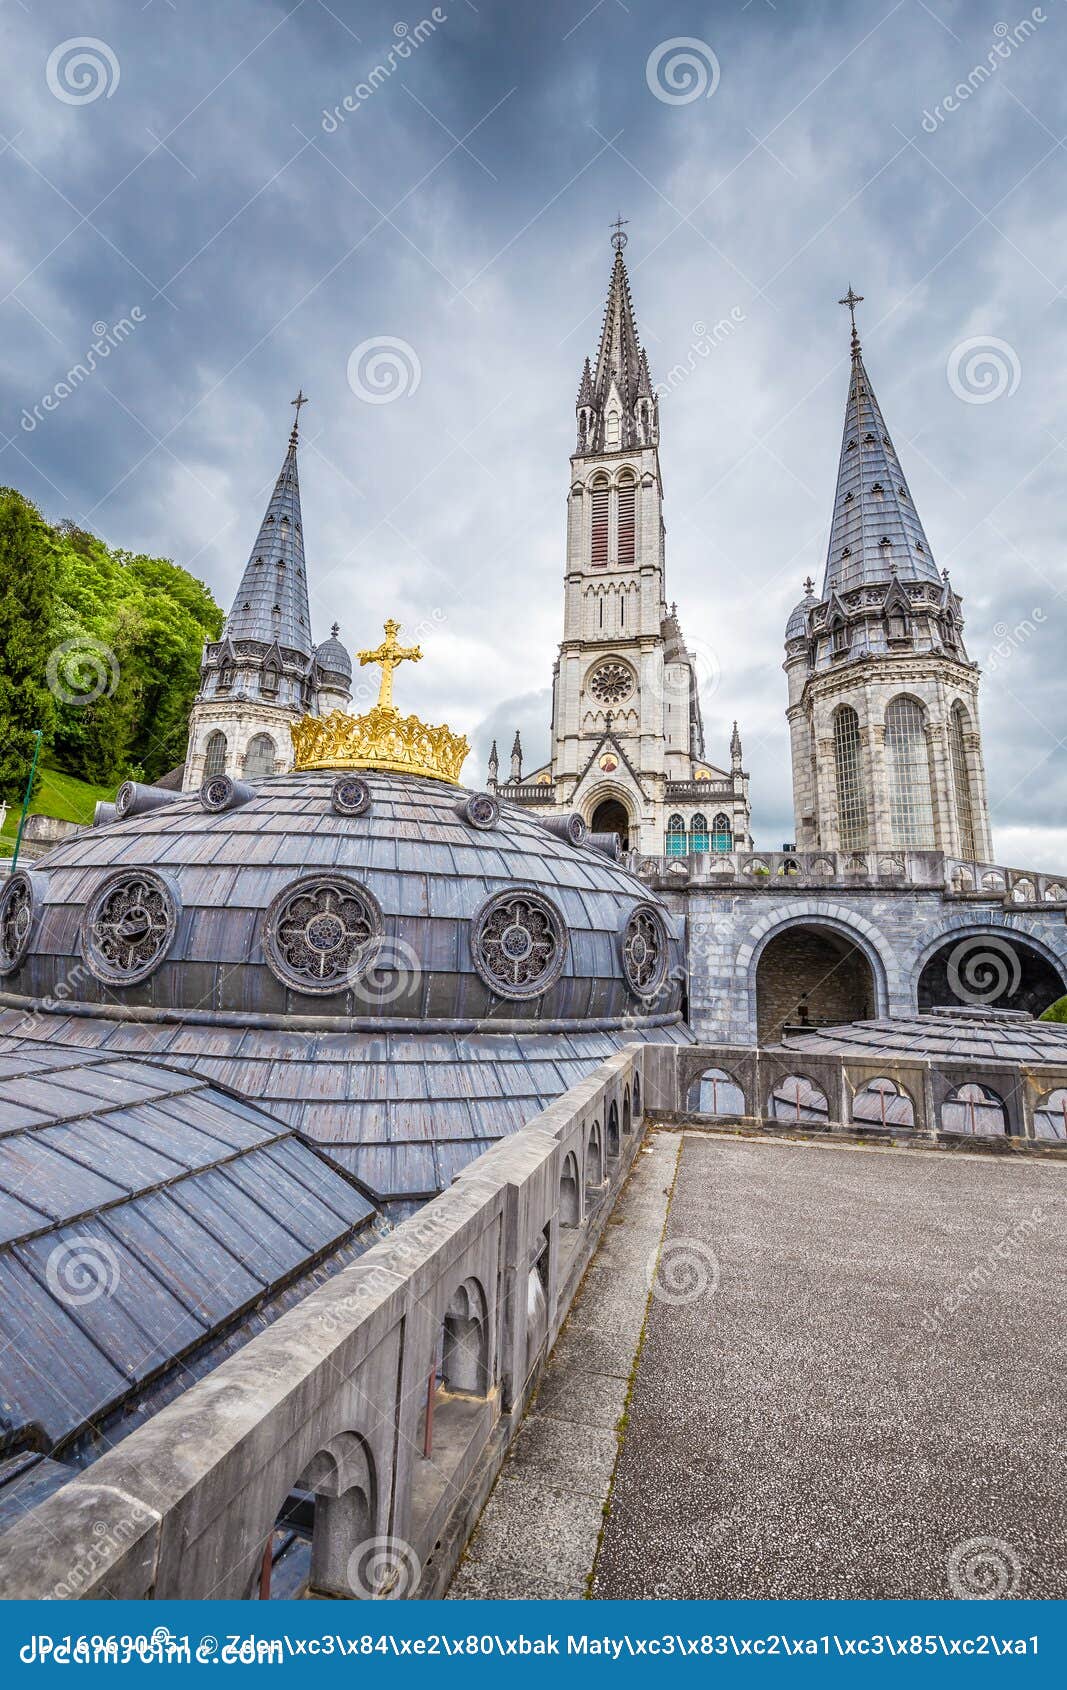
[0, 870, 40, 976]
[471, 889, 567, 1001]
[264, 874, 383, 995]
[589, 661, 634, 706]
[620, 903, 670, 1001]
[82, 870, 180, 986]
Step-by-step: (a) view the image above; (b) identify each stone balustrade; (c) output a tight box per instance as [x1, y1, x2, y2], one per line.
[638, 847, 1067, 903]
[0, 1045, 661, 1601]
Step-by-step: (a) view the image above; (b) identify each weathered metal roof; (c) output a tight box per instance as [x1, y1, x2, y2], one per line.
[0, 1046, 375, 1460]
[775, 1008, 1067, 1067]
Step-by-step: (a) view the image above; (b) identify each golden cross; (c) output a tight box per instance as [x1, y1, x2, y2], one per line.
[357, 618, 422, 711]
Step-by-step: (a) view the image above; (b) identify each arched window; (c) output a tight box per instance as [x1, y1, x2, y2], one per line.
[617, 473, 636, 568]
[833, 706, 868, 851]
[1035, 1088, 1067, 1141]
[605, 408, 620, 448]
[244, 733, 277, 778]
[586, 1121, 604, 1192]
[690, 813, 709, 852]
[261, 663, 280, 698]
[440, 1278, 489, 1395]
[884, 696, 935, 848]
[852, 1076, 914, 1128]
[711, 813, 732, 852]
[941, 1083, 1007, 1137]
[590, 477, 609, 567]
[950, 703, 977, 861]
[204, 731, 227, 778]
[665, 813, 686, 856]
[559, 1152, 580, 1225]
[217, 663, 235, 691]
[606, 1098, 620, 1158]
[767, 1075, 829, 1123]
[687, 1067, 745, 1116]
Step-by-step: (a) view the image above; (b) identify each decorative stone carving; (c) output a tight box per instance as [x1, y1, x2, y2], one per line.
[82, 870, 179, 985]
[461, 792, 500, 831]
[589, 661, 635, 706]
[470, 890, 567, 999]
[331, 775, 372, 818]
[620, 904, 668, 999]
[264, 875, 382, 995]
[0, 871, 38, 975]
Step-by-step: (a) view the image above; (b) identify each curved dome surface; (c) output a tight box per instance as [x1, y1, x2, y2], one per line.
[314, 633, 352, 679]
[0, 770, 689, 1208]
[785, 594, 814, 641]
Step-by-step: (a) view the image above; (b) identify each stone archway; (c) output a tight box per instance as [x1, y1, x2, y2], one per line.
[917, 929, 1066, 1018]
[591, 796, 631, 851]
[755, 923, 877, 1043]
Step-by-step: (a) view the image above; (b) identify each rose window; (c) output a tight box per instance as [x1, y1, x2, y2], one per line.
[83, 871, 178, 985]
[0, 872, 36, 975]
[471, 891, 567, 1000]
[621, 904, 669, 999]
[265, 875, 382, 994]
[589, 662, 634, 706]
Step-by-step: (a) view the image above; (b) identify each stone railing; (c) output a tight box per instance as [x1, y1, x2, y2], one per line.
[494, 781, 555, 805]
[663, 780, 735, 801]
[638, 848, 1067, 903]
[651, 1042, 1067, 1147]
[0, 1046, 663, 1601]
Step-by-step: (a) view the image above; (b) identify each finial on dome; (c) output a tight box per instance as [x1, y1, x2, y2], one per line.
[330, 621, 340, 638]
[290, 617, 469, 784]
[803, 575, 814, 596]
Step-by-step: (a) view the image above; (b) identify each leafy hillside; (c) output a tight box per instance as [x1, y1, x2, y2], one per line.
[0, 765, 118, 855]
[0, 487, 223, 808]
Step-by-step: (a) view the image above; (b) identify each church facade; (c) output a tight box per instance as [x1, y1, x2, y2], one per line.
[489, 232, 752, 857]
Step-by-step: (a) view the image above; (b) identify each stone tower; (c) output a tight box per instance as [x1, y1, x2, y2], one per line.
[784, 291, 992, 861]
[494, 227, 751, 857]
[184, 394, 352, 790]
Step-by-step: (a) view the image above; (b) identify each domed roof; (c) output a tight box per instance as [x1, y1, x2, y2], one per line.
[314, 624, 352, 679]
[785, 586, 816, 641]
[0, 769, 689, 1208]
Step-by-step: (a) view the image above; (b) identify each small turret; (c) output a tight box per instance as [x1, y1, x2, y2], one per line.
[510, 731, 523, 783]
[487, 738, 499, 790]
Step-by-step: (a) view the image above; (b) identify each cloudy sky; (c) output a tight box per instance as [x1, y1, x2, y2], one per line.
[3, 0, 1065, 861]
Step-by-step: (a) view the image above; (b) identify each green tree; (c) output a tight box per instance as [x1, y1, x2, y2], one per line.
[0, 488, 59, 802]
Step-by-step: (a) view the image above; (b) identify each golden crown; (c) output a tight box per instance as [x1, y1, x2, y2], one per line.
[290, 619, 470, 785]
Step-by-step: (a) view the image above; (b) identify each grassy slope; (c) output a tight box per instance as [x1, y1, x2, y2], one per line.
[0, 764, 117, 852]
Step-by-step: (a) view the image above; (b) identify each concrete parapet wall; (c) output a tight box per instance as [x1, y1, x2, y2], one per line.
[0, 1048, 649, 1601]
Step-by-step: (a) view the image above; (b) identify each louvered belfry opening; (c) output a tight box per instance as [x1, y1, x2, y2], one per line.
[590, 481, 609, 566]
[617, 476, 636, 567]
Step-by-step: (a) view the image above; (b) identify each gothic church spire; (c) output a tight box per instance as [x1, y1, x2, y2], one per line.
[822, 293, 940, 598]
[223, 395, 313, 658]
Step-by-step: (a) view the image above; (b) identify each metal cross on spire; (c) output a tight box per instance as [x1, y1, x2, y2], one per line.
[289, 388, 309, 443]
[610, 214, 629, 252]
[838, 287, 863, 355]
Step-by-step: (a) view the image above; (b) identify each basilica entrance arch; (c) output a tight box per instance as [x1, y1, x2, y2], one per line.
[590, 796, 632, 851]
[754, 920, 881, 1044]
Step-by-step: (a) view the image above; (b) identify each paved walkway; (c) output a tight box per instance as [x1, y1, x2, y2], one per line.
[449, 1131, 1067, 1602]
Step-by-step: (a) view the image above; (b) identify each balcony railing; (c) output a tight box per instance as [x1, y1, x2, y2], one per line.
[637, 848, 1067, 902]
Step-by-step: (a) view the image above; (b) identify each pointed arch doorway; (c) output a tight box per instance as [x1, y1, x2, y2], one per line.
[590, 797, 631, 851]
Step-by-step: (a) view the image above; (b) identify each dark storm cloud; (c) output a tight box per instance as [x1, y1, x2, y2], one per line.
[3, 0, 1065, 859]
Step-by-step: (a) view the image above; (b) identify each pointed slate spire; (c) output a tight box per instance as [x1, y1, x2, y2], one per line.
[576, 356, 594, 408]
[510, 731, 522, 782]
[223, 394, 313, 657]
[730, 721, 743, 769]
[487, 738, 499, 786]
[593, 242, 645, 410]
[822, 295, 941, 598]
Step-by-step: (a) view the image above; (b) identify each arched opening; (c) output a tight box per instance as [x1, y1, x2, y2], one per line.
[440, 1277, 489, 1397]
[689, 813, 709, 852]
[204, 730, 227, 778]
[244, 732, 277, 778]
[606, 1098, 620, 1158]
[767, 1075, 830, 1124]
[591, 797, 630, 851]
[755, 922, 877, 1043]
[852, 1076, 915, 1129]
[941, 1083, 1007, 1136]
[687, 1067, 745, 1116]
[950, 702, 978, 861]
[1035, 1089, 1067, 1141]
[590, 475, 609, 567]
[622, 1086, 632, 1134]
[665, 812, 687, 856]
[299, 1435, 377, 1601]
[884, 695, 935, 848]
[559, 1151, 580, 1225]
[917, 932, 1066, 1018]
[632, 1070, 641, 1119]
[617, 471, 636, 568]
[586, 1121, 604, 1193]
